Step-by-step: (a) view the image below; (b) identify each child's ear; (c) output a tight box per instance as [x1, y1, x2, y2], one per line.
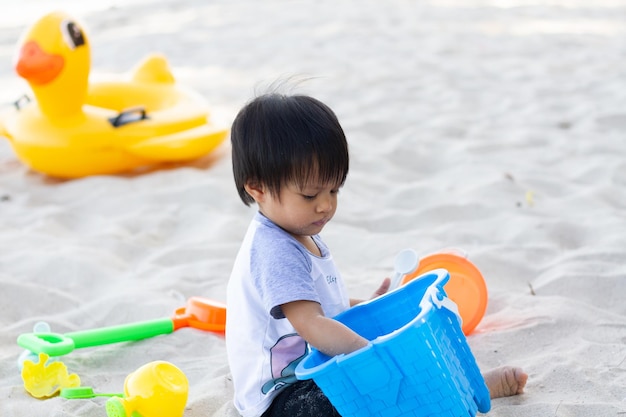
[244, 181, 265, 203]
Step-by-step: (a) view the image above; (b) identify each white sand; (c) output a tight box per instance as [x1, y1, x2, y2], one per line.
[2, 1, 626, 416]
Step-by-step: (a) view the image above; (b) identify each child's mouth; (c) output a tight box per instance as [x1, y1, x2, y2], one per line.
[313, 218, 328, 227]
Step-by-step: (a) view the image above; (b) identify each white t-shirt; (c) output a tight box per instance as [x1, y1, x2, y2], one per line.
[225, 212, 350, 417]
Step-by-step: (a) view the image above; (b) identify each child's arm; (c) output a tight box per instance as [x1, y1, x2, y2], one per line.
[282, 300, 368, 357]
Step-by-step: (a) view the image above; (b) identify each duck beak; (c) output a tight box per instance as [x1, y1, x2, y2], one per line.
[15, 41, 64, 85]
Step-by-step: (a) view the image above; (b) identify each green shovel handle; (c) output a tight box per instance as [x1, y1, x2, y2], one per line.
[17, 318, 174, 357]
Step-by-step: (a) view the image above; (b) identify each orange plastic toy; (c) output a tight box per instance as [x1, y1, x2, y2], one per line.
[401, 251, 488, 335]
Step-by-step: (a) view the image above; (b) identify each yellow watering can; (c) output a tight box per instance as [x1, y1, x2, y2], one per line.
[105, 361, 188, 417]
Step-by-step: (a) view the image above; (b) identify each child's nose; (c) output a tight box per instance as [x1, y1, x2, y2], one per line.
[317, 195, 333, 213]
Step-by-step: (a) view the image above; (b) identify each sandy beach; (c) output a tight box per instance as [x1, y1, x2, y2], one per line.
[1, 0, 626, 416]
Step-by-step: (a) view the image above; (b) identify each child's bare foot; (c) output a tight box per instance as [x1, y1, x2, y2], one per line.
[483, 366, 528, 399]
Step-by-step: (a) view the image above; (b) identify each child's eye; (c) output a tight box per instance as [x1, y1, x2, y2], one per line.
[302, 194, 317, 200]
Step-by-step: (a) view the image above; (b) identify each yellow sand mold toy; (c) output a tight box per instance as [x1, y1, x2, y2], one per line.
[21, 353, 80, 398]
[0, 11, 228, 178]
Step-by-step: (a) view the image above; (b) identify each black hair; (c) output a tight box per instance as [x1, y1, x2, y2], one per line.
[231, 93, 349, 206]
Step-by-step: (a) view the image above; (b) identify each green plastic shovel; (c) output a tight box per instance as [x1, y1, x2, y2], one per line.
[17, 297, 226, 357]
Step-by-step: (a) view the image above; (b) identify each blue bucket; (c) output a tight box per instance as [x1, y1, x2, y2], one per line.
[295, 269, 490, 417]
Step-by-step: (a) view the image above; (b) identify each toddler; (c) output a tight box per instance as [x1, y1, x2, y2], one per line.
[225, 93, 527, 417]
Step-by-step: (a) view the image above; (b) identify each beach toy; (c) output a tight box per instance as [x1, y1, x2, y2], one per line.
[0, 11, 228, 178]
[105, 361, 188, 417]
[295, 269, 491, 417]
[17, 296, 226, 357]
[17, 321, 58, 369]
[401, 250, 488, 335]
[388, 248, 419, 289]
[61, 386, 123, 399]
[21, 353, 81, 398]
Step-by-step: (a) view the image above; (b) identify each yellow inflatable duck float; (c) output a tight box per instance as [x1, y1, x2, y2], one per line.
[0, 11, 228, 178]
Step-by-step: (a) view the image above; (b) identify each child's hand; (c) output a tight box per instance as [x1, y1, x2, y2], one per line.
[371, 277, 391, 299]
[349, 278, 392, 307]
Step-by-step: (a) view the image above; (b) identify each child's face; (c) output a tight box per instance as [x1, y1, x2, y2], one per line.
[259, 180, 340, 239]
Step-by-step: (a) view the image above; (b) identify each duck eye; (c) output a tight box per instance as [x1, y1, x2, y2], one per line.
[60, 20, 85, 49]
